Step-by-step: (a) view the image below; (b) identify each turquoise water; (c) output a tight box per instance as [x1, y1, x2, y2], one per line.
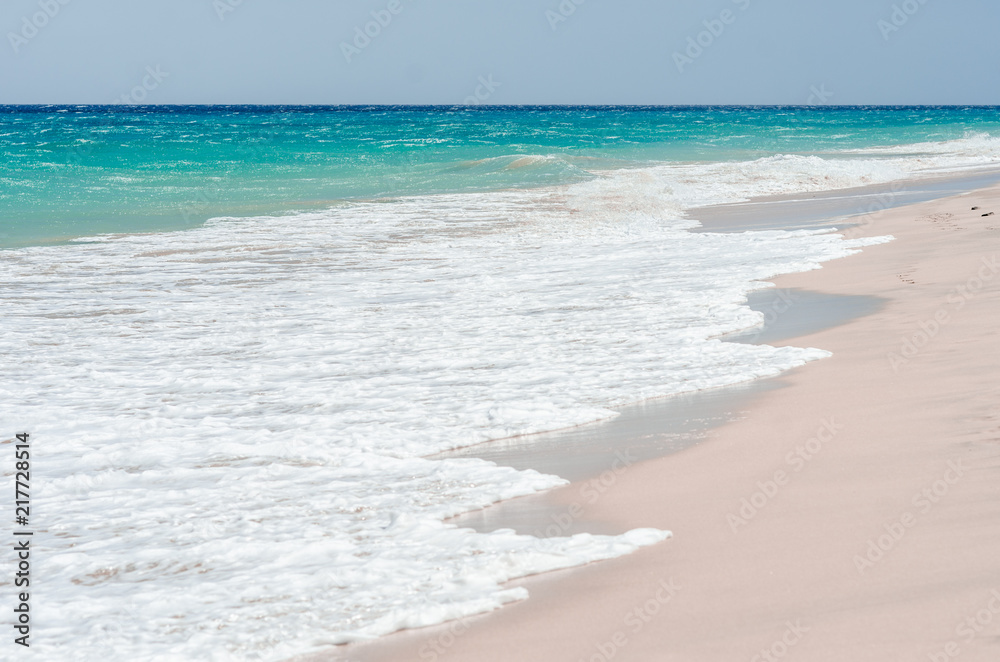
[2, 105, 1000, 248]
[6, 105, 1000, 659]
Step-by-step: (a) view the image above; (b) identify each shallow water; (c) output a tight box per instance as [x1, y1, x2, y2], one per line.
[692, 168, 1000, 232]
[2, 105, 996, 661]
[444, 286, 885, 537]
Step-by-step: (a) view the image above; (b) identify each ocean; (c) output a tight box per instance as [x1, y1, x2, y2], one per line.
[2, 106, 999, 660]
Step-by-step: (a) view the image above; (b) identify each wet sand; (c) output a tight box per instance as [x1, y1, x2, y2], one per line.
[693, 168, 1000, 232]
[306, 183, 1000, 662]
[443, 288, 884, 539]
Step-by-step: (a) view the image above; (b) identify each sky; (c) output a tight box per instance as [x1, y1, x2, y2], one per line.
[1, 0, 997, 105]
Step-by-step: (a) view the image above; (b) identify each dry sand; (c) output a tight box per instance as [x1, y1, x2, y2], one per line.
[313, 184, 1000, 662]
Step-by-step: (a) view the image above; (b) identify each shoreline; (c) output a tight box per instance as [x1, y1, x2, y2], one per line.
[325, 182, 1000, 661]
[442, 287, 884, 538]
[692, 167, 1000, 232]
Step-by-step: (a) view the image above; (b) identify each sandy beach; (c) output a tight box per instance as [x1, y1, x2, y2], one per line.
[8, 5, 1000, 657]
[323, 182, 1000, 662]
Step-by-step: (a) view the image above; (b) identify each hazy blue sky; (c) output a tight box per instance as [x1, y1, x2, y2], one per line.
[2, 0, 996, 105]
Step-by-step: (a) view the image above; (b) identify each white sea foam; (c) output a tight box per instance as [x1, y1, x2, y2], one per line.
[0, 153, 905, 660]
[824, 132, 1000, 175]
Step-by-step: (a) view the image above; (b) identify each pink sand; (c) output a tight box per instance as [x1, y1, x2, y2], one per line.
[305, 185, 1000, 662]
